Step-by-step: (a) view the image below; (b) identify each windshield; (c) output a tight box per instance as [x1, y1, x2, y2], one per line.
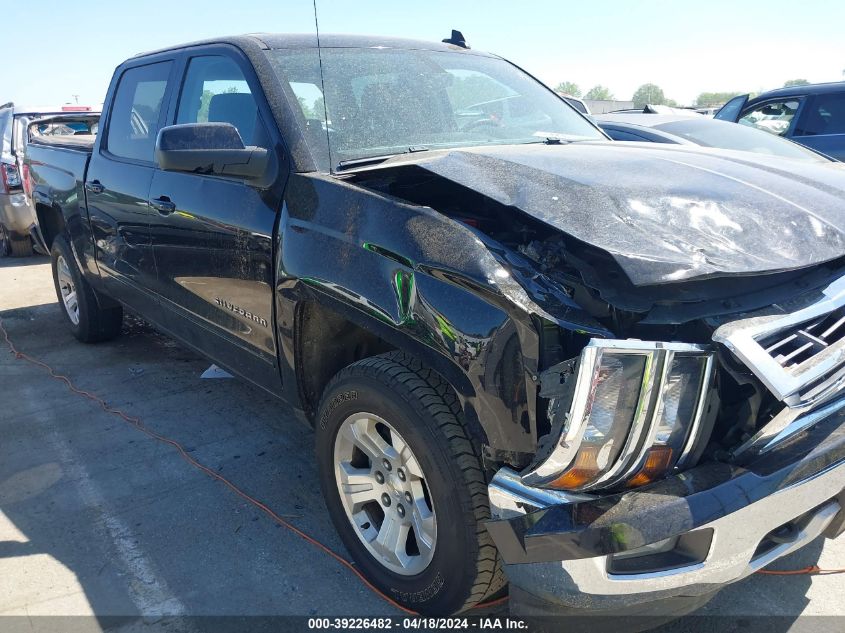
[267, 47, 604, 171]
[654, 118, 829, 162]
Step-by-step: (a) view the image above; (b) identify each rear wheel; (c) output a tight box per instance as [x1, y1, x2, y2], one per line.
[316, 352, 506, 615]
[51, 235, 123, 343]
[9, 235, 33, 257]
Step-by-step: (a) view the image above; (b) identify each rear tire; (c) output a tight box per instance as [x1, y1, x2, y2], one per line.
[9, 236, 33, 257]
[315, 352, 506, 615]
[51, 235, 123, 343]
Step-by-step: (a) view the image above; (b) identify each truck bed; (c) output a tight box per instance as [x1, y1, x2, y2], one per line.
[25, 138, 92, 253]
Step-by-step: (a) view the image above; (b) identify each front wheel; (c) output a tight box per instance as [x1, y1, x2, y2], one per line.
[315, 352, 505, 615]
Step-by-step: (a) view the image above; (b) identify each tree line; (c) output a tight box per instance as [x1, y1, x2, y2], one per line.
[555, 78, 814, 108]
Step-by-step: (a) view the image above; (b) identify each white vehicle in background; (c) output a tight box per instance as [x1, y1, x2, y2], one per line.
[0, 103, 99, 256]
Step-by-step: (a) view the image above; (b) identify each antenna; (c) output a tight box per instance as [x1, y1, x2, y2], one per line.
[313, 0, 331, 160]
[442, 30, 470, 49]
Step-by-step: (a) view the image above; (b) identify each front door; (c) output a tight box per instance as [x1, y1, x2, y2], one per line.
[148, 50, 284, 392]
[86, 58, 175, 314]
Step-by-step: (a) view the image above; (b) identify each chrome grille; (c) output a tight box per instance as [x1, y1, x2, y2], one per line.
[759, 306, 845, 369]
[713, 275, 845, 408]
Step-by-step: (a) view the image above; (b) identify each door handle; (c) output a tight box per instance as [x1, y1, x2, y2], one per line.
[150, 196, 176, 215]
[85, 180, 105, 194]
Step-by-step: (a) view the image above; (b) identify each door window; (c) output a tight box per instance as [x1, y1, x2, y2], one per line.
[794, 93, 845, 136]
[176, 55, 268, 147]
[738, 99, 801, 136]
[106, 62, 172, 162]
[714, 94, 747, 122]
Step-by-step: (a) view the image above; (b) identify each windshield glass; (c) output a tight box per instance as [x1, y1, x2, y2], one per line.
[655, 118, 829, 162]
[267, 47, 604, 171]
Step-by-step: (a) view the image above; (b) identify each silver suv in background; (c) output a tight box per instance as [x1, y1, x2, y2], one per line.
[0, 102, 99, 256]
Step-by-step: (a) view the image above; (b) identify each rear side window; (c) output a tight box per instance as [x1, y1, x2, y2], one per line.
[107, 61, 171, 162]
[176, 55, 268, 148]
[794, 93, 845, 136]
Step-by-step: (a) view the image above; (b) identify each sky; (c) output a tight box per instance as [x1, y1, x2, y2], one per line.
[4, 0, 845, 108]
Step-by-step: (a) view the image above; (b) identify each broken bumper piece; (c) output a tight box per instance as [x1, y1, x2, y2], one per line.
[485, 403, 845, 615]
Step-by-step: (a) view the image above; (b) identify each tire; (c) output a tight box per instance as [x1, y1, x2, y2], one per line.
[9, 236, 33, 257]
[51, 234, 123, 343]
[316, 352, 506, 615]
[0, 225, 9, 256]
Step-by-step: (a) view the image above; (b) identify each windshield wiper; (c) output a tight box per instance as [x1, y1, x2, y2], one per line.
[336, 146, 429, 171]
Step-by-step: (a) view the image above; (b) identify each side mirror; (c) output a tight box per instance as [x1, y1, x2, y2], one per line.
[154, 123, 271, 182]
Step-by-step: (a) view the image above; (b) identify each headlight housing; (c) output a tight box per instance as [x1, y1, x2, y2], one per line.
[523, 340, 714, 491]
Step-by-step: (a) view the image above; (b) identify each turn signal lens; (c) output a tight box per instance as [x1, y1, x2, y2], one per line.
[625, 446, 674, 488]
[548, 447, 600, 489]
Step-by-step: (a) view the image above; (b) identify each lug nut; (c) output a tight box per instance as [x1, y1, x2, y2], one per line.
[397, 468, 406, 481]
[382, 459, 392, 471]
[397, 504, 405, 518]
[375, 471, 385, 484]
[381, 493, 391, 507]
[404, 491, 413, 504]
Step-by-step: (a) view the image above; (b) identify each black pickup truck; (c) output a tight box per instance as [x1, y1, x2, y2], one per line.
[26, 32, 845, 620]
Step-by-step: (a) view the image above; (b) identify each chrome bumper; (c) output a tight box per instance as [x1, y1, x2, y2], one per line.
[486, 407, 845, 611]
[489, 465, 843, 601]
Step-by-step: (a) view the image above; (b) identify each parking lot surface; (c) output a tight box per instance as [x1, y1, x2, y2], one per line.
[1, 256, 844, 631]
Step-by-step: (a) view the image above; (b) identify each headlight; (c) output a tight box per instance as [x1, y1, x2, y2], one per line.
[523, 340, 714, 491]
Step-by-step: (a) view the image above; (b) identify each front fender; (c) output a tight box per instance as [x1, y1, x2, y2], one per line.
[276, 173, 606, 457]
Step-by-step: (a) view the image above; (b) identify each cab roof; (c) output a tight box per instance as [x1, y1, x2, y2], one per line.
[750, 81, 845, 101]
[133, 33, 493, 58]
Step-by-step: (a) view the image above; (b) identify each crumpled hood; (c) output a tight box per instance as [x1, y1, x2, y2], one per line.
[375, 142, 845, 286]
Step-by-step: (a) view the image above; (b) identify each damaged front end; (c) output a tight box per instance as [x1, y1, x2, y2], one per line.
[332, 144, 845, 613]
[342, 144, 845, 485]
[481, 269, 845, 616]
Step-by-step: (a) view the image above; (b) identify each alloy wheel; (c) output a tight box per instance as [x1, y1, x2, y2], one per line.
[56, 255, 80, 325]
[333, 413, 437, 575]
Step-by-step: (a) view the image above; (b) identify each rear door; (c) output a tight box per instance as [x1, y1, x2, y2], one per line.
[791, 91, 845, 160]
[86, 56, 177, 313]
[147, 47, 286, 392]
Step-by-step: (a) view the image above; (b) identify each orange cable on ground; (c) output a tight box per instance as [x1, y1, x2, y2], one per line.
[757, 565, 845, 576]
[0, 316, 508, 615]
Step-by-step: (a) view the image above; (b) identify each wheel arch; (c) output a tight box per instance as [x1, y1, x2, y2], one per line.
[35, 200, 65, 250]
[291, 296, 489, 453]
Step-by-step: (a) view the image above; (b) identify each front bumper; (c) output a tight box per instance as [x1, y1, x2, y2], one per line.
[486, 403, 845, 613]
